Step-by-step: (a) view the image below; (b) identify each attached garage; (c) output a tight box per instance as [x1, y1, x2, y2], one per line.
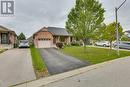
[34, 29, 53, 48]
[37, 39, 52, 48]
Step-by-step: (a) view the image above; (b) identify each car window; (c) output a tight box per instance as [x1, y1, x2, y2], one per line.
[124, 43, 130, 45]
[20, 40, 28, 43]
[120, 42, 130, 45]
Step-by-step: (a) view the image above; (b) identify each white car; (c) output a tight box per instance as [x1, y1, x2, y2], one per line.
[19, 40, 30, 48]
[95, 41, 110, 47]
[113, 41, 130, 49]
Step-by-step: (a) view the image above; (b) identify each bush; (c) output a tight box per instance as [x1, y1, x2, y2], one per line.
[71, 41, 82, 46]
[65, 44, 71, 47]
[56, 42, 64, 48]
[14, 43, 18, 48]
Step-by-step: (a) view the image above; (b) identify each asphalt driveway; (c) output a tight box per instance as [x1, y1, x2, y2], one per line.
[39, 48, 89, 75]
[0, 49, 36, 87]
[42, 57, 130, 87]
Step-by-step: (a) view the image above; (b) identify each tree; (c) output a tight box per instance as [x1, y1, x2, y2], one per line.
[18, 32, 26, 40]
[92, 23, 106, 43]
[121, 35, 130, 41]
[66, 0, 105, 52]
[102, 22, 124, 49]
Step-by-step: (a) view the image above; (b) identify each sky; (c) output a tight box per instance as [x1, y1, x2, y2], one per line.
[0, 0, 129, 38]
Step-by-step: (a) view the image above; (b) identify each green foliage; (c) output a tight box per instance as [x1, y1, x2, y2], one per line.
[102, 22, 124, 49]
[66, 0, 105, 43]
[18, 32, 26, 40]
[121, 35, 130, 41]
[71, 41, 82, 46]
[103, 22, 123, 41]
[93, 23, 106, 41]
[30, 46, 45, 72]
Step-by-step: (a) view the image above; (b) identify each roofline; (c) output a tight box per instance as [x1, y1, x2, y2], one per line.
[0, 25, 13, 31]
[33, 29, 54, 36]
[33, 26, 47, 35]
[0, 25, 17, 36]
[33, 26, 72, 37]
[53, 34, 73, 36]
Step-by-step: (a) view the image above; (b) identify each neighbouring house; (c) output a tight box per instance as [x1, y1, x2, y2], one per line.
[33, 27, 73, 48]
[0, 26, 17, 49]
[27, 36, 33, 45]
[125, 30, 130, 38]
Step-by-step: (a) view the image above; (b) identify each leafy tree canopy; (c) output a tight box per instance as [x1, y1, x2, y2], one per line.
[66, 0, 105, 44]
[121, 35, 130, 41]
[18, 32, 26, 40]
[102, 22, 124, 49]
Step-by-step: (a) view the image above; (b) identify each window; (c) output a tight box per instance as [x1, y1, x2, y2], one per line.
[38, 38, 51, 41]
[1, 33, 8, 44]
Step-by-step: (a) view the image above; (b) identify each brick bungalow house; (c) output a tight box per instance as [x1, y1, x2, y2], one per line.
[33, 27, 73, 48]
[0, 26, 17, 49]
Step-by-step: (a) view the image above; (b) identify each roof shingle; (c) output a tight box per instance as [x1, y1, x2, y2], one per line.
[38, 27, 71, 36]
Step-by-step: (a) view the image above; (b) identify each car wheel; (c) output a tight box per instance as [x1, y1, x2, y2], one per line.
[103, 44, 106, 47]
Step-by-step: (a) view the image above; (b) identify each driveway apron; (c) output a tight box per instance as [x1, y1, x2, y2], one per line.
[39, 48, 89, 75]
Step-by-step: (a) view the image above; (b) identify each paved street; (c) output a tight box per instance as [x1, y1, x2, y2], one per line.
[39, 48, 89, 75]
[0, 49, 36, 87]
[42, 56, 130, 87]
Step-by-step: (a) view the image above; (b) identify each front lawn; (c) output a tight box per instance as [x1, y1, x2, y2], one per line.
[61, 46, 130, 64]
[30, 46, 48, 78]
[0, 49, 7, 53]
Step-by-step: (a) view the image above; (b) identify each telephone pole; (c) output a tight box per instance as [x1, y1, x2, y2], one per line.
[115, 0, 126, 56]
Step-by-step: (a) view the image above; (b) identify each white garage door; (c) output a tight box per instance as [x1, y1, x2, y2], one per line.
[38, 40, 52, 48]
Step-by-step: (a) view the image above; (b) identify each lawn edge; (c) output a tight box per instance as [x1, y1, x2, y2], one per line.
[30, 46, 49, 79]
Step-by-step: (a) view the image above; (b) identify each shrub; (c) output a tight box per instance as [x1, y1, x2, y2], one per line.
[71, 41, 82, 46]
[56, 42, 64, 48]
[14, 43, 18, 48]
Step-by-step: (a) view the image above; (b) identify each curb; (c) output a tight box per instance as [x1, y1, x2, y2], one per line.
[14, 56, 130, 87]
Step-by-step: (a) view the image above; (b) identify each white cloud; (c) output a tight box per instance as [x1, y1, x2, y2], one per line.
[0, 0, 129, 37]
[100, 0, 129, 31]
[0, 0, 75, 37]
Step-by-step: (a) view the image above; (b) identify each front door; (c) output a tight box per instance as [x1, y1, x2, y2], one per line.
[1, 33, 9, 44]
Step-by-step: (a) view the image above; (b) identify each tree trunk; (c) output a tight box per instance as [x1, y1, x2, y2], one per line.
[83, 40, 86, 53]
[108, 41, 113, 56]
[110, 41, 113, 50]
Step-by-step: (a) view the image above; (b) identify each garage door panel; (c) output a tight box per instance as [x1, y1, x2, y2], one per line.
[38, 40, 52, 48]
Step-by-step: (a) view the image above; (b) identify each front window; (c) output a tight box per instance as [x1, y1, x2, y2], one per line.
[1, 33, 9, 44]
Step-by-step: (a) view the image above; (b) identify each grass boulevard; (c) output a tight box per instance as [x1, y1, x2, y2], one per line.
[61, 46, 130, 64]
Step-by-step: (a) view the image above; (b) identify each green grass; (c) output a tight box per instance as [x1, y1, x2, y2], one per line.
[0, 49, 7, 53]
[61, 46, 130, 64]
[30, 46, 46, 72]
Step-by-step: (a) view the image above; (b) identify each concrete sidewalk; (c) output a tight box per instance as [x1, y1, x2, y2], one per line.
[14, 56, 130, 87]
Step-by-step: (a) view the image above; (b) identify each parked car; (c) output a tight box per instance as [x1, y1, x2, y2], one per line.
[95, 41, 110, 47]
[19, 40, 30, 48]
[113, 41, 130, 50]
